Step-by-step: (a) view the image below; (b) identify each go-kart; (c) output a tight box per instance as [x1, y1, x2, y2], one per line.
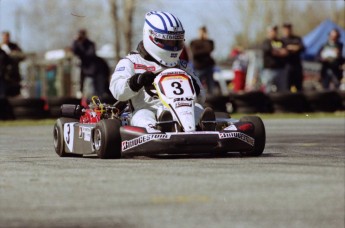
[53, 68, 266, 159]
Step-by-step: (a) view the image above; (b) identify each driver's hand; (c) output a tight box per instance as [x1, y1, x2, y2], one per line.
[129, 71, 155, 92]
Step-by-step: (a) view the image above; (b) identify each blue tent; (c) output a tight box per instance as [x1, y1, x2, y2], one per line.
[302, 19, 345, 60]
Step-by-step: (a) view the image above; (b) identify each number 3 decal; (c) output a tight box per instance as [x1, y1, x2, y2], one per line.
[66, 124, 71, 144]
[64, 123, 75, 152]
[171, 82, 184, 95]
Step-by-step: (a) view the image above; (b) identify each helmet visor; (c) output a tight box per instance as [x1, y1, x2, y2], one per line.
[151, 37, 184, 51]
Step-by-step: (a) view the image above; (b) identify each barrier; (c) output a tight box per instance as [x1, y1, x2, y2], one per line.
[0, 91, 344, 120]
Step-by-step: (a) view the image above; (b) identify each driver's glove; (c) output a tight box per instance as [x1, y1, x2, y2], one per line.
[191, 77, 200, 96]
[128, 71, 155, 92]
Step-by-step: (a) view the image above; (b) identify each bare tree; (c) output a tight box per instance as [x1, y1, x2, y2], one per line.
[109, 0, 121, 62]
[124, 0, 135, 54]
[108, 0, 138, 61]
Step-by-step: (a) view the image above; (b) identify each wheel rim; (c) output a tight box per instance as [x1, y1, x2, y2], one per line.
[53, 126, 59, 149]
[94, 129, 102, 150]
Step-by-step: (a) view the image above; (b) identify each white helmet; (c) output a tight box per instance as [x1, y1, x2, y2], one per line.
[143, 11, 185, 67]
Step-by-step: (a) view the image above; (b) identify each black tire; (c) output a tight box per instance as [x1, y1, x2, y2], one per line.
[338, 91, 345, 110]
[231, 91, 273, 114]
[0, 98, 14, 120]
[235, 106, 261, 114]
[304, 91, 342, 112]
[53, 117, 81, 157]
[93, 119, 122, 159]
[12, 107, 49, 119]
[50, 106, 62, 119]
[48, 97, 81, 118]
[205, 95, 231, 112]
[239, 116, 266, 156]
[8, 98, 45, 108]
[48, 97, 81, 106]
[268, 92, 310, 113]
[8, 98, 48, 119]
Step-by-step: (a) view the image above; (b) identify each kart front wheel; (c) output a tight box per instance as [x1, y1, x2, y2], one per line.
[53, 117, 81, 157]
[93, 119, 122, 159]
[239, 116, 266, 156]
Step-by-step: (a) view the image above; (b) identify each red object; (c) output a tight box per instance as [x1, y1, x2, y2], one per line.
[79, 109, 102, 124]
[233, 69, 246, 92]
[122, 126, 146, 133]
[238, 123, 253, 132]
[179, 47, 189, 62]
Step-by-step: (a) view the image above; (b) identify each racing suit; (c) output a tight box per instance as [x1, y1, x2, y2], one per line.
[109, 42, 206, 132]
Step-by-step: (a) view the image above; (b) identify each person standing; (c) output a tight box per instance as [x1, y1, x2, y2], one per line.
[190, 26, 216, 94]
[281, 23, 305, 92]
[261, 25, 288, 93]
[72, 29, 100, 98]
[0, 49, 10, 98]
[0, 31, 25, 96]
[317, 29, 344, 90]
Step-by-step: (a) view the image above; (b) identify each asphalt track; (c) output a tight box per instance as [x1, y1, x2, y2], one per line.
[0, 118, 344, 228]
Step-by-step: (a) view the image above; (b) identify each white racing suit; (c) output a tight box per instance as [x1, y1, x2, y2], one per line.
[109, 51, 206, 132]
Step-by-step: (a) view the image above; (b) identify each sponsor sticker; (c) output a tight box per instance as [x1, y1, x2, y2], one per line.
[83, 127, 91, 141]
[149, 30, 184, 40]
[175, 101, 192, 108]
[134, 64, 146, 70]
[122, 134, 170, 151]
[147, 66, 156, 71]
[115, 66, 125, 72]
[78, 126, 92, 141]
[134, 64, 156, 72]
[218, 132, 254, 146]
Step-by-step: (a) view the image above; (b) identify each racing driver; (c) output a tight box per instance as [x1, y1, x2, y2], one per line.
[109, 11, 215, 132]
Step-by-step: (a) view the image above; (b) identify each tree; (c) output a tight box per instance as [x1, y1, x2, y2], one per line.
[108, 0, 137, 61]
[109, 0, 121, 62]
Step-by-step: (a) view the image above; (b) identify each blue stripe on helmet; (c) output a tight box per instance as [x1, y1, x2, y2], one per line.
[161, 12, 174, 27]
[170, 13, 180, 28]
[145, 19, 168, 34]
[177, 18, 184, 30]
[152, 12, 167, 32]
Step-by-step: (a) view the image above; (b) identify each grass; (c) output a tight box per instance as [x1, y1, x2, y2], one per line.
[0, 119, 56, 127]
[0, 112, 344, 127]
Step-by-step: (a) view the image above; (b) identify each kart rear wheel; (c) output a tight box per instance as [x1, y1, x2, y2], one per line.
[53, 117, 81, 157]
[93, 119, 122, 159]
[239, 116, 265, 156]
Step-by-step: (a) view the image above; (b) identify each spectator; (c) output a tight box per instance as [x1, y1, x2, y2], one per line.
[72, 29, 107, 98]
[281, 23, 305, 92]
[190, 26, 216, 94]
[0, 31, 25, 97]
[261, 25, 288, 93]
[230, 46, 249, 92]
[0, 49, 10, 98]
[317, 29, 344, 90]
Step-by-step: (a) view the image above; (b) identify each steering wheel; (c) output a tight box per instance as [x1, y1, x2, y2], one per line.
[144, 84, 158, 98]
[144, 71, 163, 98]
